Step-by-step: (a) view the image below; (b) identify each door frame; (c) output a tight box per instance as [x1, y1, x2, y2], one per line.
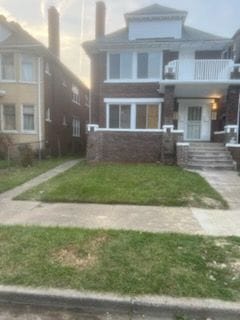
[178, 99, 212, 141]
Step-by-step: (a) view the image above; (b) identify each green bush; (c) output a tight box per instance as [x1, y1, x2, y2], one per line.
[18, 144, 34, 167]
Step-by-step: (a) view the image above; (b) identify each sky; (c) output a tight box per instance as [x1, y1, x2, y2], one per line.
[0, 0, 239, 87]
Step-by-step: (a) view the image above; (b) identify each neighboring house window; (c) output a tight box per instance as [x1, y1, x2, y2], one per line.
[137, 53, 161, 79]
[85, 93, 89, 107]
[72, 86, 80, 105]
[1, 53, 15, 80]
[22, 105, 35, 132]
[109, 104, 131, 129]
[3, 104, 16, 131]
[109, 53, 132, 79]
[72, 118, 80, 137]
[46, 108, 51, 122]
[136, 104, 159, 129]
[62, 79, 67, 87]
[21, 54, 36, 82]
[45, 62, 51, 75]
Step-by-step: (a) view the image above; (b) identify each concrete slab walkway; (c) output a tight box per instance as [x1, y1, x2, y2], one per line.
[0, 164, 239, 237]
[0, 159, 80, 201]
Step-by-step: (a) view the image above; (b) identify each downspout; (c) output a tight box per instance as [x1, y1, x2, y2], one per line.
[38, 57, 43, 152]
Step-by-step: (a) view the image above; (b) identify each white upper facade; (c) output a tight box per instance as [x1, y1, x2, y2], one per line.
[125, 4, 187, 41]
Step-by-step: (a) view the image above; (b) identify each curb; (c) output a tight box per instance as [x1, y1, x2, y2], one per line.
[0, 286, 239, 319]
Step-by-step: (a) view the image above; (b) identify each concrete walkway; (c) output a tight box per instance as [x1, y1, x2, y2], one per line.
[0, 164, 239, 236]
[0, 159, 80, 201]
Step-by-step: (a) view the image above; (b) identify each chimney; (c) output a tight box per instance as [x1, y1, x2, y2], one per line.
[48, 6, 60, 58]
[95, 1, 106, 39]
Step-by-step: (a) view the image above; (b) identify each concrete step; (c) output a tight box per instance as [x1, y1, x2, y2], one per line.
[189, 147, 227, 152]
[187, 163, 236, 170]
[189, 156, 233, 161]
[188, 160, 234, 166]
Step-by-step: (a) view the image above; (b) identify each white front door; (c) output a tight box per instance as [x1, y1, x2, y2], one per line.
[178, 100, 211, 141]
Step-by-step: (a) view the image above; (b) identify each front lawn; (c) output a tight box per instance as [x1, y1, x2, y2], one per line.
[17, 163, 227, 209]
[0, 225, 239, 301]
[0, 157, 75, 194]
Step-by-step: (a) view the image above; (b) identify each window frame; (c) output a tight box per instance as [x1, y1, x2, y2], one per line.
[21, 104, 36, 134]
[108, 52, 133, 80]
[21, 54, 37, 83]
[0, 52, 16, 82]
[1, 104, 17, 132]
[72, 118, 81, 137]
[106, 100, 162, 130]
[72, 85, 80, 105]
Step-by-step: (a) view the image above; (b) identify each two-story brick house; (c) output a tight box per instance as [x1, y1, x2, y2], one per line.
[84, 2, 240, 169]
[0, 7, 89, 157]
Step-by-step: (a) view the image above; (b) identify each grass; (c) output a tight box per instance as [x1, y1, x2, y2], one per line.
[0, 157, 76, 194]
[0, 225, 239, 301]
[17, 162, 227, 209]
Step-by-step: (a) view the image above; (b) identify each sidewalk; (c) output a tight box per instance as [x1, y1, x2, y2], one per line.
[0, 165, 239, 236]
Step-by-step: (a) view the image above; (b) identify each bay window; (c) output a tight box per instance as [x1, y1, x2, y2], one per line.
[1, 53, 15, 80]
[21, 54, 36, 82]
[3, 104, 16, 131]
[137, 52, 161, 79]
[109, 53, 132, 79]
[109, 104, 131, 129]
[22, 105, 35, 132]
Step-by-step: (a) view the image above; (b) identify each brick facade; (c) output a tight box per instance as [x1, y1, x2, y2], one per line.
[87, 130, 183, 164]
[227, 146, 240, 170]
[163, 85, 175, 125]
[44, 58, 89, 156]
[226, 86, 240, 125]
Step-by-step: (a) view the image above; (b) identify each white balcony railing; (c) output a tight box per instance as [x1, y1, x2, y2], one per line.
[165, 59, 235, 81]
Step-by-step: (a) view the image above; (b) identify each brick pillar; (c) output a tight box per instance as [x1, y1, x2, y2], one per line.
[163, 85, 175, 125]
[226, 85, 240, 125]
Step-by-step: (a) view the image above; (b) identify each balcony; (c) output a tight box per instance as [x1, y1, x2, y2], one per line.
[164, 59, 240, 82]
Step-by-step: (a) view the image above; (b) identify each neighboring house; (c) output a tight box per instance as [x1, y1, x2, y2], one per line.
[83, 2, 240, 168]
[0, 7, 89, 157]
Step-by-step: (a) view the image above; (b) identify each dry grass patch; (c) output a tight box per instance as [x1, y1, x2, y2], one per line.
[52, 236, 108, 270]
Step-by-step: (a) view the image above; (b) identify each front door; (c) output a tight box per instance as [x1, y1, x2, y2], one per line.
[187, 106, 202, 140]
[178, 100, 211, 141]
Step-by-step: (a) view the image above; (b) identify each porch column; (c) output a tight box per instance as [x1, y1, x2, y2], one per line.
[226, 85, 240, 125]
[163, 85, 175, 126]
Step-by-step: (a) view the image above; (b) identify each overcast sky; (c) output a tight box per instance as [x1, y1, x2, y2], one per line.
[0, 0, 239, 86]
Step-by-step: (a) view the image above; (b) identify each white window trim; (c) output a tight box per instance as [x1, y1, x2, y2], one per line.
[20, 54, 37, 83]
[106, 51, 163, 82]
[21, 104, 37, 134]
[0, 52, 16, 82]
[106, 98, 163, 130]
[0, 104, 18, 133]
[72, 85, 81, 105]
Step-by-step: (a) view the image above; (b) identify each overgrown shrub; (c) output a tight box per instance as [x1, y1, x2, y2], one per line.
[18, 144, 35, 167]
[0, 134, 13, 159]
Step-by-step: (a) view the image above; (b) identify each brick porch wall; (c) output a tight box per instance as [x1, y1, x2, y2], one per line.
[87, 130, 182, 164]
[227, 146, 240, 170]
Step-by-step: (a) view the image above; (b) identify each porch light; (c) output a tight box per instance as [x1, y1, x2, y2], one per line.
[211, 101, 218, 111]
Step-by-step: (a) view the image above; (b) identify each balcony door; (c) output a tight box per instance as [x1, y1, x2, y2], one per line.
[178, 100, 211, 141]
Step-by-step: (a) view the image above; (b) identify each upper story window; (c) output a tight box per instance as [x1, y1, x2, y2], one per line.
[109, 53, 132, 79]
[45, 108, 51, 122]
[21, 54, 36, 82]
[137, 53, 161, 79]
[1, 53, 15, 81]
[72, 85, 80, 105]
[3, 104, 16, 131]
[85, 93, 89, 107]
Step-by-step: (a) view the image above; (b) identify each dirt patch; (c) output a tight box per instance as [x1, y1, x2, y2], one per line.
[230, 260, 240, 276]
[214, 239, 232, 248]
[201, 197, 224, 209]
[52, 235, 108, 270]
